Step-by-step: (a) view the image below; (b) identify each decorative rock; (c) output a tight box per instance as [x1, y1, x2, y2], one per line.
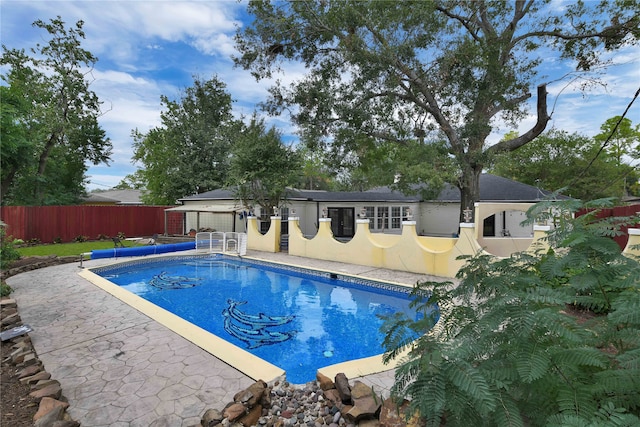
[239, 403, 263, 426]
[34, 397, 70, 421]
[33, 405, 65, 426]
[334, 374, 351, 404]
[0, 311, 20, 326]
[224, 402, 248, 422]
[31, 379, 61, 391]
[20, 370, 51, 385]
[359, 419, 380, 427]
[0, 307, 18, 318]
[323, 389, 342, 406]
[351, 381, 375, 400]
[29, 382, 62, 401]
[51, 421, 81, 427]
[0, 298, 17, 307]
[17, 364, 42, 379]
[202, 408, 224, 427]
[345, 398, 380, 423]
[379, 398, 423, 427]
[316, 372, 335, 391]
[19, 353, 39, 368]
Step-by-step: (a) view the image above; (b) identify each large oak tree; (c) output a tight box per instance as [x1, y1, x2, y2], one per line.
[234, 0, 639, 221]
[1, 17, 112, 205]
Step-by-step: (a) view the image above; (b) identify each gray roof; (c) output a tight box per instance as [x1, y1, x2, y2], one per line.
[83, 189, 144, 205]
[179, 174, 565, 204]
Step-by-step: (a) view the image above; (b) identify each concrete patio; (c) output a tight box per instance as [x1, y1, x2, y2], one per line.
[6, 251, 439, 426]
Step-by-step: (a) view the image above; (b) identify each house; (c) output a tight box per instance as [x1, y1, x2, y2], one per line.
[172, 174, 565, 243]
[82, 189, 145, 205]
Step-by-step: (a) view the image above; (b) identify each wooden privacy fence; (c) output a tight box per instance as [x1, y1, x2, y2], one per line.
[0, 205, 184, 243]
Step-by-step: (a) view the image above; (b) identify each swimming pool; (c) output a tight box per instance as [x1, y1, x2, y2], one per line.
[86, 254, 435, 384]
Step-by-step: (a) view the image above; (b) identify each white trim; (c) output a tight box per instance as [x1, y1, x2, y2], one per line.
[165, 205, 241, 213]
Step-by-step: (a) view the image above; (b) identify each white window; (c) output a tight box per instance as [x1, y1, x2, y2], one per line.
[366, 206, 411, 231]
[391, 206, 402, 229]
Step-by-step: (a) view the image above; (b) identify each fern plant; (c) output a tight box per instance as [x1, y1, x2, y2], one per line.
[382, 199, 640, 427]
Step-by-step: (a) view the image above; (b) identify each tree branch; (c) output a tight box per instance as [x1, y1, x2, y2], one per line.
[486, 84, 550, 155]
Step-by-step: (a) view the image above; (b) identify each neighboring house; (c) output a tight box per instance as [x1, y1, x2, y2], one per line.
[174, 174, 566, 240]
[82, 189, 145, 205]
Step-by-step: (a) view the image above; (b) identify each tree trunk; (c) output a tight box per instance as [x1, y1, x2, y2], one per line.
[1, 167, 18, 202]
[458, 165, 482, 224]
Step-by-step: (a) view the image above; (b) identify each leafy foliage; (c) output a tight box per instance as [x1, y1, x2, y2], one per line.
[383, 199, 640, 426]
[0, 227, 21, 270]
[227, 115, 301, 212]
[131, 76, 241, 205]
[1, 16, 112, 205]
[490, 124, 640, 201]
[236, 1, 639, 221]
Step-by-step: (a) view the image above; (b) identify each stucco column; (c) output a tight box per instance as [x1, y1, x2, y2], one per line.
[317, 217, 333, 238]
[246, 216, 281, 252]
[448, 222, 483, 277]
[530, 225, 551, 252]
[401, 220, 417, 237]
[287, 217, 304, 256]
[623, 228, 640, 257]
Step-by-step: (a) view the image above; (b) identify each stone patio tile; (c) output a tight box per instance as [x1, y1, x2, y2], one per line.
[136, 375, 169, 398]
[118, 395, 161, 423]
[157, 383, 197, 401]
[180, 374, 205, 390]
[174, 394, 206, 418]
[147, 413, 183, 427]
[81, 403, 125, 426]
[117, 380, 144, 396]
[154, 397, 175, 417]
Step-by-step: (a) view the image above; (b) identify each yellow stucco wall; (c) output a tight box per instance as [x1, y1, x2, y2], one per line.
[250, 216, 637, 279]
[623, 228, 640, 257]
[247, 216, 281, 252]
[274, 217, 552, 277]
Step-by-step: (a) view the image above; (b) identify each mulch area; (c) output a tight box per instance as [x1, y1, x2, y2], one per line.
[1, 256, 77, 427]
[1, 337, 40, 426]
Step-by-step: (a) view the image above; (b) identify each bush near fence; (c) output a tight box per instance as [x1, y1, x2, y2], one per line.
[0, 205, 184, 243]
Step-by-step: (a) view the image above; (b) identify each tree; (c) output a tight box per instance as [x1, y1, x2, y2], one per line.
[228, 116, 301, 213]
[234, 1, 639, 221]
[594, 116, 640, 197]
[294, 146, 335, 190]
[1, 16, 112, 205]
[382, 198, 640, 426]
[489, 129, 635, 200]
[131, 76, 241, 205]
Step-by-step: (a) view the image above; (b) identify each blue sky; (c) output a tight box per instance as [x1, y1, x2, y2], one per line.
[1, 1, 639, 191]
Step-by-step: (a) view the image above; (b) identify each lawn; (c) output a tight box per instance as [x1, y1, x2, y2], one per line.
[17, 240, 136, 257]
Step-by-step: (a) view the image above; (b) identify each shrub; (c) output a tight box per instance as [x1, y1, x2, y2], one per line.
[26, 237, 41, 246]
[0, 281, 12, 297]
[97, 234, 109, 240]
[53, 236, 62, 244]
[0, 228, 21, 269]
[382, 198, 640, 427]
[73, 235, 88, 243]
[117, 231, 126, 239]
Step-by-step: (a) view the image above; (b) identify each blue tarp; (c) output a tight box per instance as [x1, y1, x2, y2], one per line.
[90, 241, 196, 259]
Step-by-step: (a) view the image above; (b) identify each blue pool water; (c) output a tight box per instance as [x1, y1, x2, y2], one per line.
[93, 255, 433, 383]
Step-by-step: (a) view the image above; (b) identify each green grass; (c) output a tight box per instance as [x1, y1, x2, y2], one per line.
[17, 240, 136, 257]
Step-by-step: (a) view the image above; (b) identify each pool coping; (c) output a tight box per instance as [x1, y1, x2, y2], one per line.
[79, 253, 413, 384]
